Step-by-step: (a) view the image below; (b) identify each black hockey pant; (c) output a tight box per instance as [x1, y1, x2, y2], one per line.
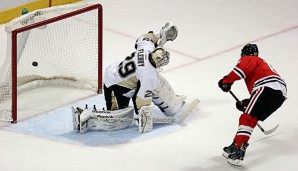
[244, 87, 285, 121]
[103, 84, 131, 110]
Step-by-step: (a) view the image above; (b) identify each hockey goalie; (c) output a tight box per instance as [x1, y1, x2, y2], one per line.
[72, 22, 199, 133]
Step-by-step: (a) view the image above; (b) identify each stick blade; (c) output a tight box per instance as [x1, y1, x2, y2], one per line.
[263, 124, 279, 135]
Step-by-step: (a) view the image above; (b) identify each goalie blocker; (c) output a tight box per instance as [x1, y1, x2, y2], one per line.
[72, 98, 199, 133]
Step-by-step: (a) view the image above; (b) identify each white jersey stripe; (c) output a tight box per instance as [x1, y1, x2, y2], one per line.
[233, 67, 246, 79]
[236, 125, 253, 137]
[245, 87, 264, 114]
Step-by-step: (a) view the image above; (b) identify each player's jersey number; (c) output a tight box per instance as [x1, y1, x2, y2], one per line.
[118, 52, 137, 78]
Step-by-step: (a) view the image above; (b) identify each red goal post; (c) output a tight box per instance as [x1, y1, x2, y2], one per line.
[0, 1, 103, 123]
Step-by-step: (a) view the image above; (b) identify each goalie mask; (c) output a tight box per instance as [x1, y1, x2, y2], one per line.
[241, 44, 259, 57]
[149, 48, 170, 68]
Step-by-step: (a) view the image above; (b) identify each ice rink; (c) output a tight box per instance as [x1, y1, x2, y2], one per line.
[1, 0, 298, 170]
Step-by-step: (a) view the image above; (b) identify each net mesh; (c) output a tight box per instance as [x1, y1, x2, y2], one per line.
[0, 1, 101, 121]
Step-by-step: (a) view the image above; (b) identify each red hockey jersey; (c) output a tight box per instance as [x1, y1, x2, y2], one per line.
[223, 56, 287, 97]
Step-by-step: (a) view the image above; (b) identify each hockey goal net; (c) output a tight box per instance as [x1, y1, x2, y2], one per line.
[0, 1, 102, 123]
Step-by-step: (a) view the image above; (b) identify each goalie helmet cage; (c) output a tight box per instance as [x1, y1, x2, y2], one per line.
[0, 2, 103, 123]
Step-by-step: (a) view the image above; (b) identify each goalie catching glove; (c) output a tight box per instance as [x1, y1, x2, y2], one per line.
[158, 22, 178, 47]
[136, 22, 178, 49]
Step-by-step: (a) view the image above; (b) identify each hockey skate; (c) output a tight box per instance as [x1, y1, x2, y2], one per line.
[158, 22, 178, 47]
[227, 142, 249, 166]
[222, 141, 237, 159]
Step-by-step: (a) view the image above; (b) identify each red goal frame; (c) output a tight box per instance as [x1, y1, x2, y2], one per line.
[10, 4, 103, 123]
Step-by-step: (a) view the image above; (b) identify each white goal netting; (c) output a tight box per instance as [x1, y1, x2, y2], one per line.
[0, 1, 102, 122]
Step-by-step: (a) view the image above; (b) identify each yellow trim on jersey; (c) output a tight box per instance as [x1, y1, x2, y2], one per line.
[118, 76, 138, 90]
[135, 96, 152, 110]
[142, 33, 159, 44]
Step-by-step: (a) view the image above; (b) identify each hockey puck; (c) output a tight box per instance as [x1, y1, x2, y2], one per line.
[32, 61, 38, 67]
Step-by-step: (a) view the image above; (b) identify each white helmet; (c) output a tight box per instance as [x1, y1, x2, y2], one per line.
[149, 48, 170, 68]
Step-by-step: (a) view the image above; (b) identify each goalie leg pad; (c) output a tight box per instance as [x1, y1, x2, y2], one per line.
[72, 106, 135, 133]
[152, 75, 186, 116]
[88, 106, 135, 131]
[139, 105, 154, 133]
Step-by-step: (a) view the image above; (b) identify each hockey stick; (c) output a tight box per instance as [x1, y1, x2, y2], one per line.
[229, 91, 279, 135]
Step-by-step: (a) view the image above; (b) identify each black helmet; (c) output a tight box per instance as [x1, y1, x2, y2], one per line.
[241, 44, 259, 57]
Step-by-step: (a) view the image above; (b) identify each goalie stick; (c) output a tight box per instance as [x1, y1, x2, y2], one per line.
[175, 98, 200, 122]
[229, 90, 279, 135]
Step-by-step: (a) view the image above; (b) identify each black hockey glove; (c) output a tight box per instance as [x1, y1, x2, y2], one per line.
[236, 99, 250, 112]
[218, 76, 233, 92]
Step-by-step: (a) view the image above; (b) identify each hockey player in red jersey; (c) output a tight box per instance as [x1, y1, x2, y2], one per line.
[218, 44, 287, 166]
